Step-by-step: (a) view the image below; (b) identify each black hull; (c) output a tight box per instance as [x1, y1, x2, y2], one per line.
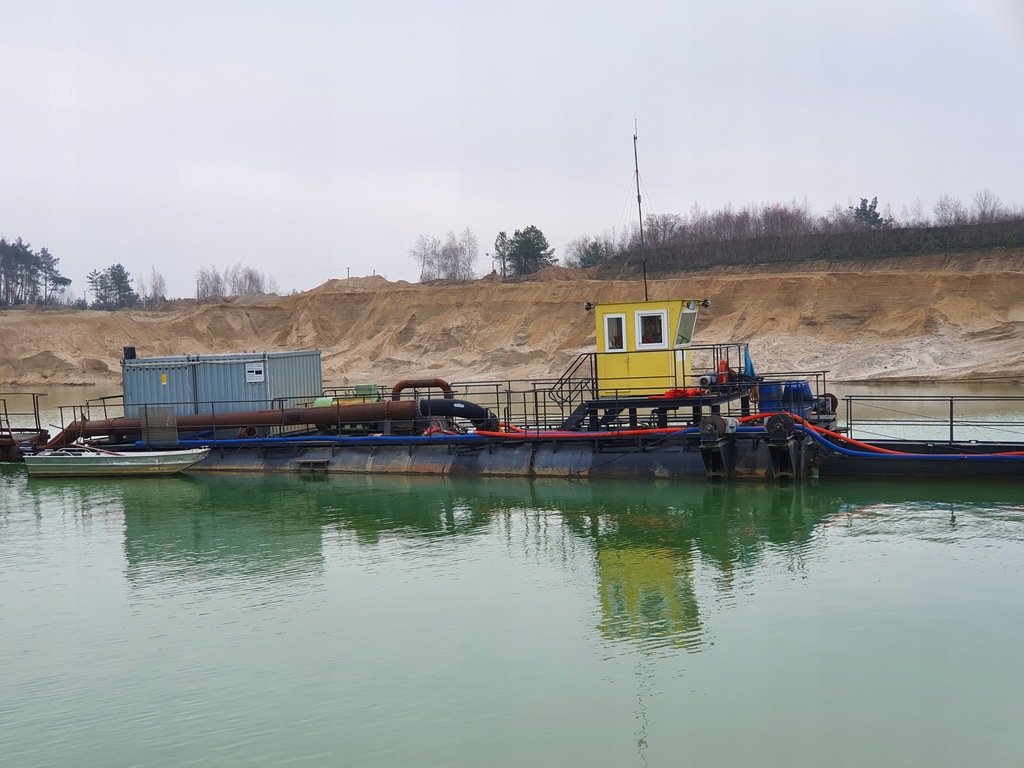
[184, 432, 1024, 482]
[184, 432, 791, 481]
[816, 440, 1024, 480]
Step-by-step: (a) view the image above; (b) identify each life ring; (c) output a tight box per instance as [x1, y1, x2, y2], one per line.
[717, 358, 729, 384]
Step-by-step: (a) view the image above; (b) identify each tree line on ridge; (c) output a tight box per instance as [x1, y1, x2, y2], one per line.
[3, 190, 1022, 307]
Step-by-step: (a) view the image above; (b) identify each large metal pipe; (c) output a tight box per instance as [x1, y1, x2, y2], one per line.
[45, 400, 421, 448]
[419, 398, 499, 431]
[390, 378, 454, 400]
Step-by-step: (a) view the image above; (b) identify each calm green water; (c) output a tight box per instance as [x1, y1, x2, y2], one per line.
[1, 468, 1023, 768]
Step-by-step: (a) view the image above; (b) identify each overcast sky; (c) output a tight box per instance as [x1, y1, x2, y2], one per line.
[3, 0, 1022, 299]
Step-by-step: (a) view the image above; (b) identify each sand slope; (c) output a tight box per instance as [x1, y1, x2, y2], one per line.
[2, 252, 1023, 386]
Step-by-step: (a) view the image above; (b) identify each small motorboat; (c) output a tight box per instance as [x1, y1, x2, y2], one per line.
[22, 445, 210, 478]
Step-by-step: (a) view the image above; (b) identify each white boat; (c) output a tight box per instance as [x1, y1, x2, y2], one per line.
[23, 445, 210, 477]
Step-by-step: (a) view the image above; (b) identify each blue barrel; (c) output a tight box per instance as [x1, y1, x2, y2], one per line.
[783, 380, 814, 401]
[759, 381, 813, 416]
[758, 382, 783, 413]
[782, 380, 814, 417]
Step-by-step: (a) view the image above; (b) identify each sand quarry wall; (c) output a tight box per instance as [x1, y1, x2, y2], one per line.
[2, 252, 1023, 388]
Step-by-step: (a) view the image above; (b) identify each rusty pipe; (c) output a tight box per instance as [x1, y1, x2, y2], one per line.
[44, 400, 421, 448]
[390, 378, 453, 401]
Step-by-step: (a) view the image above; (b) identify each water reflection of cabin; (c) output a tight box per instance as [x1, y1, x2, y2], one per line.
[594, 299, 700, 396]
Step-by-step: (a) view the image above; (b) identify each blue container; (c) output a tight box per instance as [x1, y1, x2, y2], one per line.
[758, 382, 783, 412]
[783, 380, 814, 401]
[759, 380, 813, 416]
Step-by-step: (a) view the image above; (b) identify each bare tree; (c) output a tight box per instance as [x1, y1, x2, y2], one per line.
[150, 269, 167, 301]
[644, 213, 685, 246]
[758, 202, 816, 235]
[445, 228, 478, 280]
[410, 235, 441, 281]
[410, 228, 478, 281]
[687, 202, 712, 241]
[820, 203, 853, 231]
[898, 198, 929, 228]
[972, 188, 1006, 224]
[225, 264, 278, 295]
[933, 195, 969, 226]
[136, 267, 169, 308]
[195, 266, 225, 299]
[196, 264, 277, 299]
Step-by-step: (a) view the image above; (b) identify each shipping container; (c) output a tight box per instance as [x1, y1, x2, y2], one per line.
[122, 350, 322, 418]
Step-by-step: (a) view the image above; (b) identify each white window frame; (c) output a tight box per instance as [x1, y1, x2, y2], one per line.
[635, 309, 669, 350]
[604, 313, 626, 352]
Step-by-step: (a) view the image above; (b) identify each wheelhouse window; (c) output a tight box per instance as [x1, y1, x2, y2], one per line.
[675, 309, 697, 346]
[636, 310, 668, 349]
[605, 314, 625, 352]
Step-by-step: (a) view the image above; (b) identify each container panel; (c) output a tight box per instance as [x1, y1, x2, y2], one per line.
[266, 351, 323, 407]
[123, 362, 197, 417]
[194, 359, 269, 415]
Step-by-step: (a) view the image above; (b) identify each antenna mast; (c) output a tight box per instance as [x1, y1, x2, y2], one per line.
[633, 123, 649, 301]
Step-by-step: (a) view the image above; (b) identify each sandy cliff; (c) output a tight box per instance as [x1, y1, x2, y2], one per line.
[2, 251, 1023, 387]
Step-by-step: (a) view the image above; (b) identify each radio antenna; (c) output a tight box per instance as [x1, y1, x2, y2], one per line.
[633, 122, 649, 301]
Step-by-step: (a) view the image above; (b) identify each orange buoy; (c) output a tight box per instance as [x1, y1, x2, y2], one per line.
[717, 358, 729, 384]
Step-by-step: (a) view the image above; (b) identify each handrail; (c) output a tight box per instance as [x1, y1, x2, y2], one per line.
[0, 392, 47, 434]
[546, 353, 596, 406]
[842, 393, 1024, 444]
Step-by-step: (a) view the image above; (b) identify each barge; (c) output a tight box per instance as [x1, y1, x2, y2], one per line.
[18, 297, 1024, 482]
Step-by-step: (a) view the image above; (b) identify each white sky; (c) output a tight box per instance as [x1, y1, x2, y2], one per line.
[3, 0, 1022, 299]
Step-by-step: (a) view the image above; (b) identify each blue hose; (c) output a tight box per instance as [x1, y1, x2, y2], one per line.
[797, 424, 1024, 461]
[146, 423, 1024, 461]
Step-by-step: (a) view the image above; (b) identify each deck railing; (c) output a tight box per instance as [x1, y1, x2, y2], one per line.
[31, 384, 1024, 446]
[0, 392, 46, 432]
[841, 394, 1024, 444]
[0, 392, 47, 443]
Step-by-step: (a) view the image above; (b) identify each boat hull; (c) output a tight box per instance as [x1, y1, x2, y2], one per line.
[187, 434, 790, 480]
[23, 447, 211, 477]
[183, 434, 1024, 482]
[816, 440, 1024, 480]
